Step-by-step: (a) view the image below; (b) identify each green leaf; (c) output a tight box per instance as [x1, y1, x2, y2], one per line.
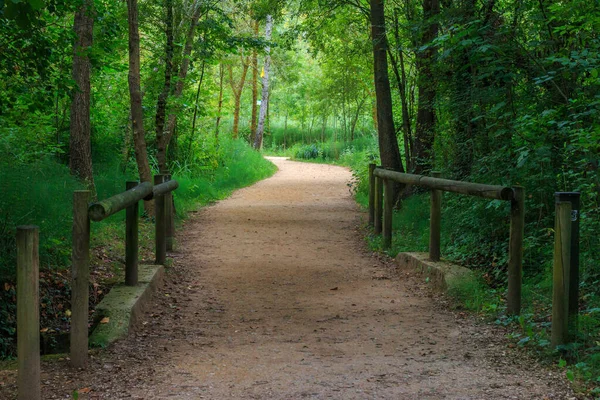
[558, 358, 567, 368]
[566, 370, 575, 382]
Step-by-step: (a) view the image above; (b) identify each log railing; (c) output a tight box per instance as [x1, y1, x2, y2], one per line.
[71, 174, 179, 368]
[368, 164, 524, 315]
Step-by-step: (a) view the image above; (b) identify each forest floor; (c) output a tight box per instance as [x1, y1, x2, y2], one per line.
[0, 157, 579, 399]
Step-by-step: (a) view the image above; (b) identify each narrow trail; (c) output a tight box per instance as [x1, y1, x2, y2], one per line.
[1, 158, 574, 399]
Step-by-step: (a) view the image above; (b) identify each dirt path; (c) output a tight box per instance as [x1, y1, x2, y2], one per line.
[1, 158, 575, 399]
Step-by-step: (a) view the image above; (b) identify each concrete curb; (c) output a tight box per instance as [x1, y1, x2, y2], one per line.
[395, 252, 476, 292]
[89, 264, 164, 348]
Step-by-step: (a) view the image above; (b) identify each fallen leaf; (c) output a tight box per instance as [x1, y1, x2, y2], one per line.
[4, 283, 10, 291]
[100, 317, 110, 324]
[330, 287, 338, 291]
[40, 328, 48, 333]
[65, 309, 72, 317]
[78, 387, 92, 394]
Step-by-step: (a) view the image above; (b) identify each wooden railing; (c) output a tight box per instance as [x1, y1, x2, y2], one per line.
[367, 164, 524, 315]
[13, 174, 179, 399]
[71, 174, 179, 368]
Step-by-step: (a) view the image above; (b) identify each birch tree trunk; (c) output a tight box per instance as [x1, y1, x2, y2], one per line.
[69, 0, 96, 194]
[253, 14, 273, 150]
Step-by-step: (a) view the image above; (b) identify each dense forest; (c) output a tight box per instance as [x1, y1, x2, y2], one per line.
[1, 0, 599, 390]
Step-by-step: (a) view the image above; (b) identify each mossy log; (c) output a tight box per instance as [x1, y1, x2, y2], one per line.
[88, 181, 153, 221]
[152, 178, 179, 198]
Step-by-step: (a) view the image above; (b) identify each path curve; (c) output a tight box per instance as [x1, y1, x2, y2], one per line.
[2, 157, 574, 399]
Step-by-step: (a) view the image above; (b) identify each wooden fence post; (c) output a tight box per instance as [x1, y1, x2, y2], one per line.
[383, 178, 394, 249]
[551, 201, 572, 347]
[507, 186, 525, 315]
[555, 192, 581, 331]
[165, 173, 174, 251]
[125, 182, 139, 286]
[429, 171, 442, 261]
[368, 164, 376, 227]
[374, 175, 383, 235]
[155, 174, 166, 265]
[71, 190, 91, 368]
[17, 226, 40, 400]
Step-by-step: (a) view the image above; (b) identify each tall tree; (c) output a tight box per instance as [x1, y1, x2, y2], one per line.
[155, 0, 174, 158]
[157, 1, 204, 173]
[250, 19, 260, 143]
[126, 0, 153, 211]
[215, 63, 225, 137]
[369, 0, 404, 176]
[69, 0, 95, 193]
[253, 14, 273, 150]
[413, 0, 439, 175]
[228, 55, 250, 139]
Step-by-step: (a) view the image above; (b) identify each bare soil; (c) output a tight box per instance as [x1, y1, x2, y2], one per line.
[0, 157, 578, 399]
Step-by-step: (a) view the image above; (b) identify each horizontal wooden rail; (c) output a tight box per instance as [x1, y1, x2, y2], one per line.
[373, 168, 514, 201]
[152, 179, 179, 198]
[368, 164, 524, 315]
[88, 181, 153, 222]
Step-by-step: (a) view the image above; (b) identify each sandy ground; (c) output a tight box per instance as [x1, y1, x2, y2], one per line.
[0, 157, 577, 399]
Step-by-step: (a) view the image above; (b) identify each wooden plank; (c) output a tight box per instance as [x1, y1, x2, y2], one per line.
[89, 181, 153, 221]
[551, 201, 572, 347]
[71, 190, 91, 368]
[125, 182, 139, 286]
[374, 168, 513, 201]
[17, 225, 40, 400]
[429, 172, 442, 262]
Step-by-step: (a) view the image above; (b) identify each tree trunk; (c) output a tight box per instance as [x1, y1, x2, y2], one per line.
[215, 63, 224, 138]
[414, 0, 439, 175]
[390, 7, 413, 172]
[188, 60, 206, 157]
[250, 20, 259, 143]
[350, 96, 367, 142]
[253, 15, 273, 150]
[155, 0, 173, 153]
[157, 1, 203, 172]
[369, 0, 404, 180]
[283, 111, 288, 148]
[126, 0, 153, 215]
[70, 0, 96, 194]
[228, 57, 250, 139]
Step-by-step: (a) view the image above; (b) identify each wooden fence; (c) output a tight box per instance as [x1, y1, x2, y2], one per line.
[14, 174, 178, 399]
[368, 164, 524, 316]
[71, 174, 179, 368]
